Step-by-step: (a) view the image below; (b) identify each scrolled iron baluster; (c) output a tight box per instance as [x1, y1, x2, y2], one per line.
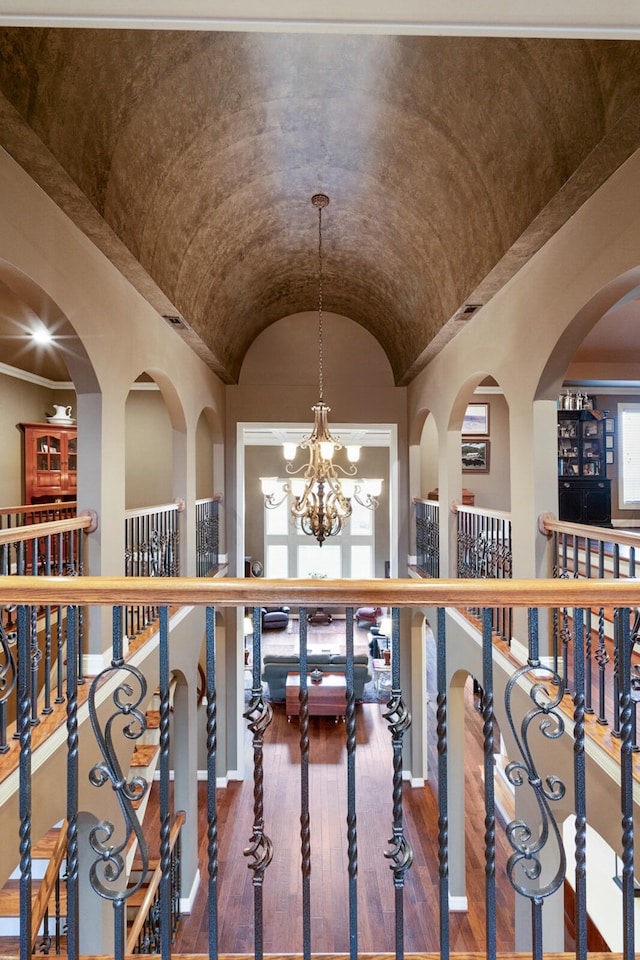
[87, 662, 149, 906]
[503, 664, 566, 911]
[594, 607, 609, 725]
[0, 619, 17, 753]
[383, 691, 413, 881]
[243, 672, 274, 958]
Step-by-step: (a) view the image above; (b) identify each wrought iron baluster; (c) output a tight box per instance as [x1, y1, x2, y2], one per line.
[0, 617, 17, 753]
[87, 605, 149, 960]
[65, 604, 79, 960]
[503, 606, 566, 960]
[584, 538, 593, 715]
[18, 604, 33, 960]
[481, 607, 496, 957]
[436, 606, 449, 960]
[206, 605, 218, 958]
[572, 607, 587, 960]
[242, 605, 273, 960]
[344, 607, 358, 960]
[383, 607, 413, 960]
[298, 608, 311, 960]
[158, 606, 172, 960]
[616, 607, 636, 960]
[42, 537, 53, 715]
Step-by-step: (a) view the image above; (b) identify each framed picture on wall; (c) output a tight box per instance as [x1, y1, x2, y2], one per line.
[462, 438, 490, 473]
[462, 403, 489, 436]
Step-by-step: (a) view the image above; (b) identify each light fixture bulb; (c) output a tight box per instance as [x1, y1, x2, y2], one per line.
[260, 477, 278, 497]
[341, 479, 356, 498]
[346, 445, 360, 463]
[291, 478, 306, 498]
[365, 479, 383, 497]
[32, 328, 53, 345]
[283, 442, 297, 461]
[320, 441, 334, 460]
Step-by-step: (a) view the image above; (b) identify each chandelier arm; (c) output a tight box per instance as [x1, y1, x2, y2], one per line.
[284, 462, 312, 477]
[330, 463, 358, 478]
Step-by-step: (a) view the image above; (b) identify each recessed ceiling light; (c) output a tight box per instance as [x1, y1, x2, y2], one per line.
[32, 328, 53, 344]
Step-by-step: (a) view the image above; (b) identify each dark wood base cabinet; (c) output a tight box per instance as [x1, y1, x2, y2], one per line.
[558, 478, 611, 526]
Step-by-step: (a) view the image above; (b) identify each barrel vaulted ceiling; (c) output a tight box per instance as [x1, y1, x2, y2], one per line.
[1, 29, 640, 385]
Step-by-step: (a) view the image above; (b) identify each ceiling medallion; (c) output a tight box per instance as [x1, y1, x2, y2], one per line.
[261, 194, 381, 547]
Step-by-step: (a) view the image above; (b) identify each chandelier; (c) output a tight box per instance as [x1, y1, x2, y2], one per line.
[261, 193, 382, 546]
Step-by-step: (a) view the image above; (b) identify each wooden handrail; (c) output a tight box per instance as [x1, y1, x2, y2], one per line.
[125, 499, 184, 520]
[0, 513, 96, 546]
[451, 501, 512, 521]
[412, 496, 439, 506]
[0, 502, 78, 518]
[31, 820, 68, 954]
[195, 494, 223, 504]
[539, 511, 640, 547]
[125, 810, 186, 955]
[1, 574, 640, 608]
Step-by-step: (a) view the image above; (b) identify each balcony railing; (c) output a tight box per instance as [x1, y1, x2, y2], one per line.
[543, 515, 640, 745]
[413, 497, 439, 578]
[0, 513, 94, 752]
[195, 495, 222, 577]
[124, 500, 183, 639]
[0, 576, 637, 960]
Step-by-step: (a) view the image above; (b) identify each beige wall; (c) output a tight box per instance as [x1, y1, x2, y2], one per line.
[125, 388, 173, 509]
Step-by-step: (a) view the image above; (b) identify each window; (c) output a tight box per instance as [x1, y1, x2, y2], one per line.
[263, 482, 376, 578]
[618, 403, 640, 508]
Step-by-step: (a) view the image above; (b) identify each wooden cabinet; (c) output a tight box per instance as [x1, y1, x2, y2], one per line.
[558, 478, 611, 526]
[557, 411, 610, 525]
[20, 422, 77, 504]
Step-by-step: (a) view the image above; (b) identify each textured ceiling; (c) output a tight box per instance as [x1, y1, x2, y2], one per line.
[1, 29, 640, 385]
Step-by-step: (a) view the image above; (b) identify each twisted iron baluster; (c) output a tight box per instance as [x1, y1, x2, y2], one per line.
[206, 605, 218, 958]
[436, 607, 449, 959]
[158, 606, 172, 959]
[481, 607, 496, 957]
[383, 608, 413, 960]
[344, 608, 358, 960]
[65, 606, 79, 960]
[573, 607, 588, 959]
[298, 609, 311, 960]
[18, 604, 33, 960]
[503, 607, 566, 960]
[616, 607, 636, 960]
[243, 606, 273, 960]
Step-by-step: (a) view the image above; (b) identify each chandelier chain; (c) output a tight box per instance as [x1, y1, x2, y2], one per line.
[317, 202, 324, 403]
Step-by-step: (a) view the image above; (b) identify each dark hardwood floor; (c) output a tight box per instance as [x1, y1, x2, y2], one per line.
[168, 632, 517, 956]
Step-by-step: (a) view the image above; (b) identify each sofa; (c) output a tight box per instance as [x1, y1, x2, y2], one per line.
[262, 652, 371, 701]
[261, 606, 290, 630]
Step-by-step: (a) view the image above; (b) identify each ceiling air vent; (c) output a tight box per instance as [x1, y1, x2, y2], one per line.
[163, 314, 185, 327]
[456, 303, 482, 320]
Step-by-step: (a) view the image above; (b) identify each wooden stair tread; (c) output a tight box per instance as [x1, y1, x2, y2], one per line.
[131, 857, 160, 873]
[145, 710, 160, 729]
[130, 744, 159, 767]
[32, 826, 64, 860]
[0, 880, 67, 916]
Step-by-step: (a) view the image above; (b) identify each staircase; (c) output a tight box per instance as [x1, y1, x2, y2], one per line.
[0, 685, 174, 956]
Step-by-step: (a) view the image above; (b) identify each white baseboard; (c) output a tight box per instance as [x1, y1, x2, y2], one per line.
[180, 869, 201, 914]
[449, 895, 468, 913]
